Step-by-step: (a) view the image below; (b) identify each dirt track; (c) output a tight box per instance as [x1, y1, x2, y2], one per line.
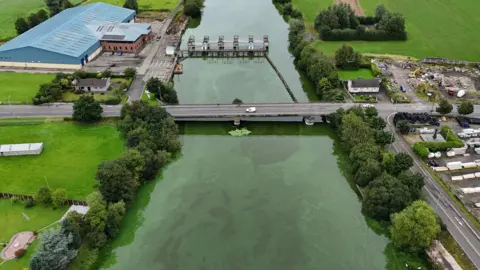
[334, 0, 364, 16]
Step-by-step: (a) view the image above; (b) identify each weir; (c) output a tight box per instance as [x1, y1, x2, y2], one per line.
[177, 35, 269, 58]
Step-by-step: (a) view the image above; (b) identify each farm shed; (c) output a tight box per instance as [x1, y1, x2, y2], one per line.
[0, 143, 43, 156]
[0, 3, 140, 70]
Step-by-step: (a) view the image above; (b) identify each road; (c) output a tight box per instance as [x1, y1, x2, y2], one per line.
[0, 102, 435, 118]
[387, 114, 480, 268]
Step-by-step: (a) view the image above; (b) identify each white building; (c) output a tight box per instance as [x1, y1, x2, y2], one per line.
[348, 79, 381, 93]
[73, 78, 111, 93]
[0, 143, 43, 156]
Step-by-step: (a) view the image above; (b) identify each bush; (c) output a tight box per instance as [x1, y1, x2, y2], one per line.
[371, 63, 382, 77]
[413, 142, 429, 158]
[412, 126, 463, 156]
[283, 3, 293, 15]
[24, 198, 35, 208]
[104, 97, 122, 105]
[290, 9, 303, 19]
[10, 196, 20, 204]
[15, 248, 26, 258]
[34, 186, 52, 205]
[356, 16, 380, 25]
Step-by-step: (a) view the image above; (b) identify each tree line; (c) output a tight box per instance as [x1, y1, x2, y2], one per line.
[29, 101, 181, 269]
[315, 4, 407, 41]
[272, 0, 303, 20]
[15, 10, 49, 35]
[288, 19, 345, 101]
[329, 106, 441, 256]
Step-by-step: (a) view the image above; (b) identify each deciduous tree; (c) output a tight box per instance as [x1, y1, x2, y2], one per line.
[334, 44, 361, 69]
[123, 0, 138, 11]
[375, 4, 388, 19]
[340, 112, 374, 151]
[389, 152, 413, 176]
[375, 130, 394, 147]
[61, 211, 84, 250]
[436, 99, 453, 115]
[395, 119, 411, 134]
[368, 116, 386, 130]
[105, 200, 126, 239]
[52, 188, 67, 208]
[458, 101, 474, 115]
[96, 159, 137, 205]
[354, 158, 381, 187]
[232, 98, 243, 105]
[35, 186, 52, 205]
[15, 18, 29, 35]
[83, 192, 107, 248]
[124, 67, 137, 79]
[390, 201, 440, 252]
[72, 95, 103, 122]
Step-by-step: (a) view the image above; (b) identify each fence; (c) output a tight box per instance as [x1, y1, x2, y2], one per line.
[0, 192, 87, 206]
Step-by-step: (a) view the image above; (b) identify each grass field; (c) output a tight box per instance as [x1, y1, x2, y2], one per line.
[338, 68, 374, 80]
[83, 0, 178, 10]
[0, 73, 54, 104]
[0, 122, 124, 199]
[0, 0, 84, 41]
[297, 0, 480, 61]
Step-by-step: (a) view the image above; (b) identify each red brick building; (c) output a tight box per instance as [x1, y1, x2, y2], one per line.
[97, 23, 152, 54]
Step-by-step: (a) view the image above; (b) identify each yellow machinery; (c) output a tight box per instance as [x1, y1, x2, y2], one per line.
[409, 68, 422, 78]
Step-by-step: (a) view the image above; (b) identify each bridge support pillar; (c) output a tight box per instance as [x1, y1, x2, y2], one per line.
[233, 116, 241, 126]
[304, 116, 315, 126]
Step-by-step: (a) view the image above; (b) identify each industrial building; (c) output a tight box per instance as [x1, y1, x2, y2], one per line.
[0, 3, 152, 69]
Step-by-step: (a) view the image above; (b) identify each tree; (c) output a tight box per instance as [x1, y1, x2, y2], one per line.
[349, 142, 379, 170]
[83, 192, 107, 248]
[340, 112, 375, 151]
[290, 9, 303, 19]
[354, 158, 381, 187]
[35, 186, 52, 205]
[61, 211, 84, 250]
[316, 78, 333, 96]
[32, 82, 63, 104]
[29, 228, 78, 270]
[436, 99, 453, 115]
[159, 83, 179, 104]
[96, 159, 137, 205]
[27, 13, 41, 28]
[15, 18, 29, 35]
[334, 44, 361, 69]
[232, 98, 243, 105]
[363, 173, 413, 220]
[45, 0, 63, 16]
[72, 95, 103, 122]
[458, 101, 474, 115]
[375, 4, 388, 19]
[117, 149, 145, 184]
[105, 200, 126, 239]
[389, 152, 413, 176]
[390, 201, 440, 252]
[137, 143, 170, 182]
[368, 116, 386, 130]
[395, 119, 411, 134]
[375, 130, 394, 147]
[398, 172, 424, 200]
[381, 151, 395, 170]
[52, 188, 67, 208]
[184, 1, 201, 17]
[101, 69, 112, 78]
[123, 0, 138, 11]
[378, 12, 405, 34]
[124, 67, 137, 79]
[37, 9, 49, 22]
[364, 106, 378, 118]
[283, 3, 293, 15]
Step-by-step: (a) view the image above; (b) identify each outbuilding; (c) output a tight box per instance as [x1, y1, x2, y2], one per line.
[347, 79, 381, 93]
[0, 143, 43, 156]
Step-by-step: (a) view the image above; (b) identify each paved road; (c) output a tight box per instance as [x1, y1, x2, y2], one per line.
[0, 102, 435, 118]
[386, 114, 480, 268]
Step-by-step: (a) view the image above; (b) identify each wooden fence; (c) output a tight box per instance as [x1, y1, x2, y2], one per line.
[0, 192, 87, 206]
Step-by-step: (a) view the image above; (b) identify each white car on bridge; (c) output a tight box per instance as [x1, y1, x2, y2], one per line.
[246, 107, 256, 113]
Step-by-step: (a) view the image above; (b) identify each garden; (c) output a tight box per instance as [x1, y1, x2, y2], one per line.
[0, 122, 124, 199]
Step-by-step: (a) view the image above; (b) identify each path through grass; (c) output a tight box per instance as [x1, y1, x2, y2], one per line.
[0, 122, 124, 199]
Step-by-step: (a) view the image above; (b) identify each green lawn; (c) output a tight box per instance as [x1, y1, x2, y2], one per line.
[299, 0, 480, 61]
[0, 122, 124, 199]
[0, 0, 84, 41]
[0, 73, 54, 104]
[83, 0, 178, 10]
[339, 68, 374, 80]
[0, 199, 66, 242]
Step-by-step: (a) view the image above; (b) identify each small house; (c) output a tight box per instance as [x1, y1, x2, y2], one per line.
[347, 79, 381, 93]
[73, 78, 111, 93]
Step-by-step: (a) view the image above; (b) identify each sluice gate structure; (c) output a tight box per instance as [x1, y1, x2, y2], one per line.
[177, 35, 269, 58]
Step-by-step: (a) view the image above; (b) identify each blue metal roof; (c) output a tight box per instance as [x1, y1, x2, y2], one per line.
[0, 3, 135, 57]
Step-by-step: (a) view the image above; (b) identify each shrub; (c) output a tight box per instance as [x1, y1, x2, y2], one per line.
[33, 230, 38, 236]
[34, 186, 52, 205]
[24, 198, 35, 208]
[104, 97, 122, 105]
[413, 142, 429, 158]
[371, 63, 382, 77]
[15, 248, 26, 258]
[10, 196, 20, 204]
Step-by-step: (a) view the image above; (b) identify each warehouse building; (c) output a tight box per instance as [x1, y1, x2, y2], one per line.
[0, 3, 152, 70]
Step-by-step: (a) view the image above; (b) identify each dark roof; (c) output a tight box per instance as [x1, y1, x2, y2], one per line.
[351, 79, 380, 88]
[76, 78, 109, 88]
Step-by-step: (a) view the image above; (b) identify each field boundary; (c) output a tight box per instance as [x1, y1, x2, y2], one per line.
[0, 192, 87, 206]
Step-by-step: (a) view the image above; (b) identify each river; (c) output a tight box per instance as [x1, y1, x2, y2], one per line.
[174, 0, 313, 104]
[99, 124, 394, 270]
